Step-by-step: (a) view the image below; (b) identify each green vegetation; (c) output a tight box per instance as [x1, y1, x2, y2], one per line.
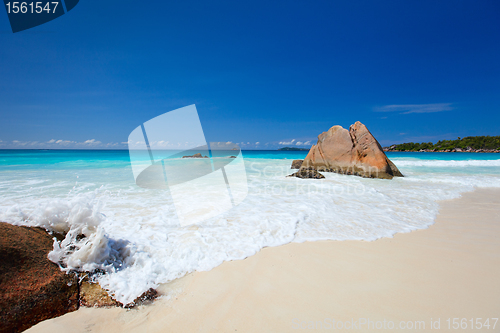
[391, 136, 500, 151]
[278, 147, 309, 151]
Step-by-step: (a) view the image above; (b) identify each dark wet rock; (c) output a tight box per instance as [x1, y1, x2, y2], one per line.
[0, 222, 79, 333]
[387, 159, 404, 178]
[291, 159, 304, 169]
[288, 167, 325, 179]
[127, 288, 158, 308]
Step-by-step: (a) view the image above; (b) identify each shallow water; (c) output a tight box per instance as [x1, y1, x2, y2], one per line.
[1, 150, 499, 304]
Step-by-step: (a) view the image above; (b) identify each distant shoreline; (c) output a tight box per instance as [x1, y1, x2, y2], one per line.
[277, 147, 309, 151]
[384, 136, 500, 153]
[384, 149, 500, 153]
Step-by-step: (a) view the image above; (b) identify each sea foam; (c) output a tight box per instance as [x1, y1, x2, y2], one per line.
[1, 156, 500, 304]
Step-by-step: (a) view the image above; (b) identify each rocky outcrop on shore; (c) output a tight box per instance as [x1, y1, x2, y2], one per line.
[79, 276, 120, 307]
[0, 222, 79, 333]
[79, 276, 158, 308]
[296, 122, 403, 179]
[0, 222, 160, 332]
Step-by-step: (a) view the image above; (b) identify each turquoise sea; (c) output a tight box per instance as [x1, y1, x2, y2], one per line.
[1, 149, 500, 304]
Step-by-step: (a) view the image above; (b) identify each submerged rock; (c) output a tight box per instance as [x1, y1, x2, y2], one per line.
[182, 153, 208, 158]
[288, 167, 325, 179]
[290, 159, 304, 169]
[301, 121, 403, 179]
[0, 222, 79, 333]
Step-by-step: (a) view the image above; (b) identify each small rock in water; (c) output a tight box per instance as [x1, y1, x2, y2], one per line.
[288, 167, 325, 179]
[291, 159, 304, 169]
[182, 153, 208, 158]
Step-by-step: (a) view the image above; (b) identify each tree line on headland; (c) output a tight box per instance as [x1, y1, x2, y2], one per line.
[278, 147, 309, 151]
[383, 136, 500, 153]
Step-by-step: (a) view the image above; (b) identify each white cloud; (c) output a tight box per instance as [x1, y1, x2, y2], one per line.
[12, 140, 28, 146]
[104, 142, 124, 148]
[279, 139, 296, 145]
[375, 103, 453, 114]
[83, 139, 102, 145]
[0, 138, 131, 149]
[148, 140, 170, 148]
[279, 139, 312, 146]
[57, 140, 76, 145]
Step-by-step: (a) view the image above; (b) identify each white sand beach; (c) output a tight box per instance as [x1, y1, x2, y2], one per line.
[25, 188, 500, 332]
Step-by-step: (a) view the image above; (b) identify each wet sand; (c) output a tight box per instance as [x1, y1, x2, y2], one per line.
[26, 188, 500, 332]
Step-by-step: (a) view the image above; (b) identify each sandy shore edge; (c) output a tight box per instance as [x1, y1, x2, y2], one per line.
[25, 188, 500, 332]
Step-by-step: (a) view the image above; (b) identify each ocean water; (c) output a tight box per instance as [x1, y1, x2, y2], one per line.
[1, 149, 500, 305]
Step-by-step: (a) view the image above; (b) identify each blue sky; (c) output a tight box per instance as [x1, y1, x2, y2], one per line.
[0, 0, 499, 149]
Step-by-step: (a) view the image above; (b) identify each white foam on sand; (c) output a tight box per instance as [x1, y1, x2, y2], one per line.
[1, 158, 500, 305]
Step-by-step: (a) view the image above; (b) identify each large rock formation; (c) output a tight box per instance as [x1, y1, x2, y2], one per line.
[300, 121, 403, 179]
[0, 222, 79, 333]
